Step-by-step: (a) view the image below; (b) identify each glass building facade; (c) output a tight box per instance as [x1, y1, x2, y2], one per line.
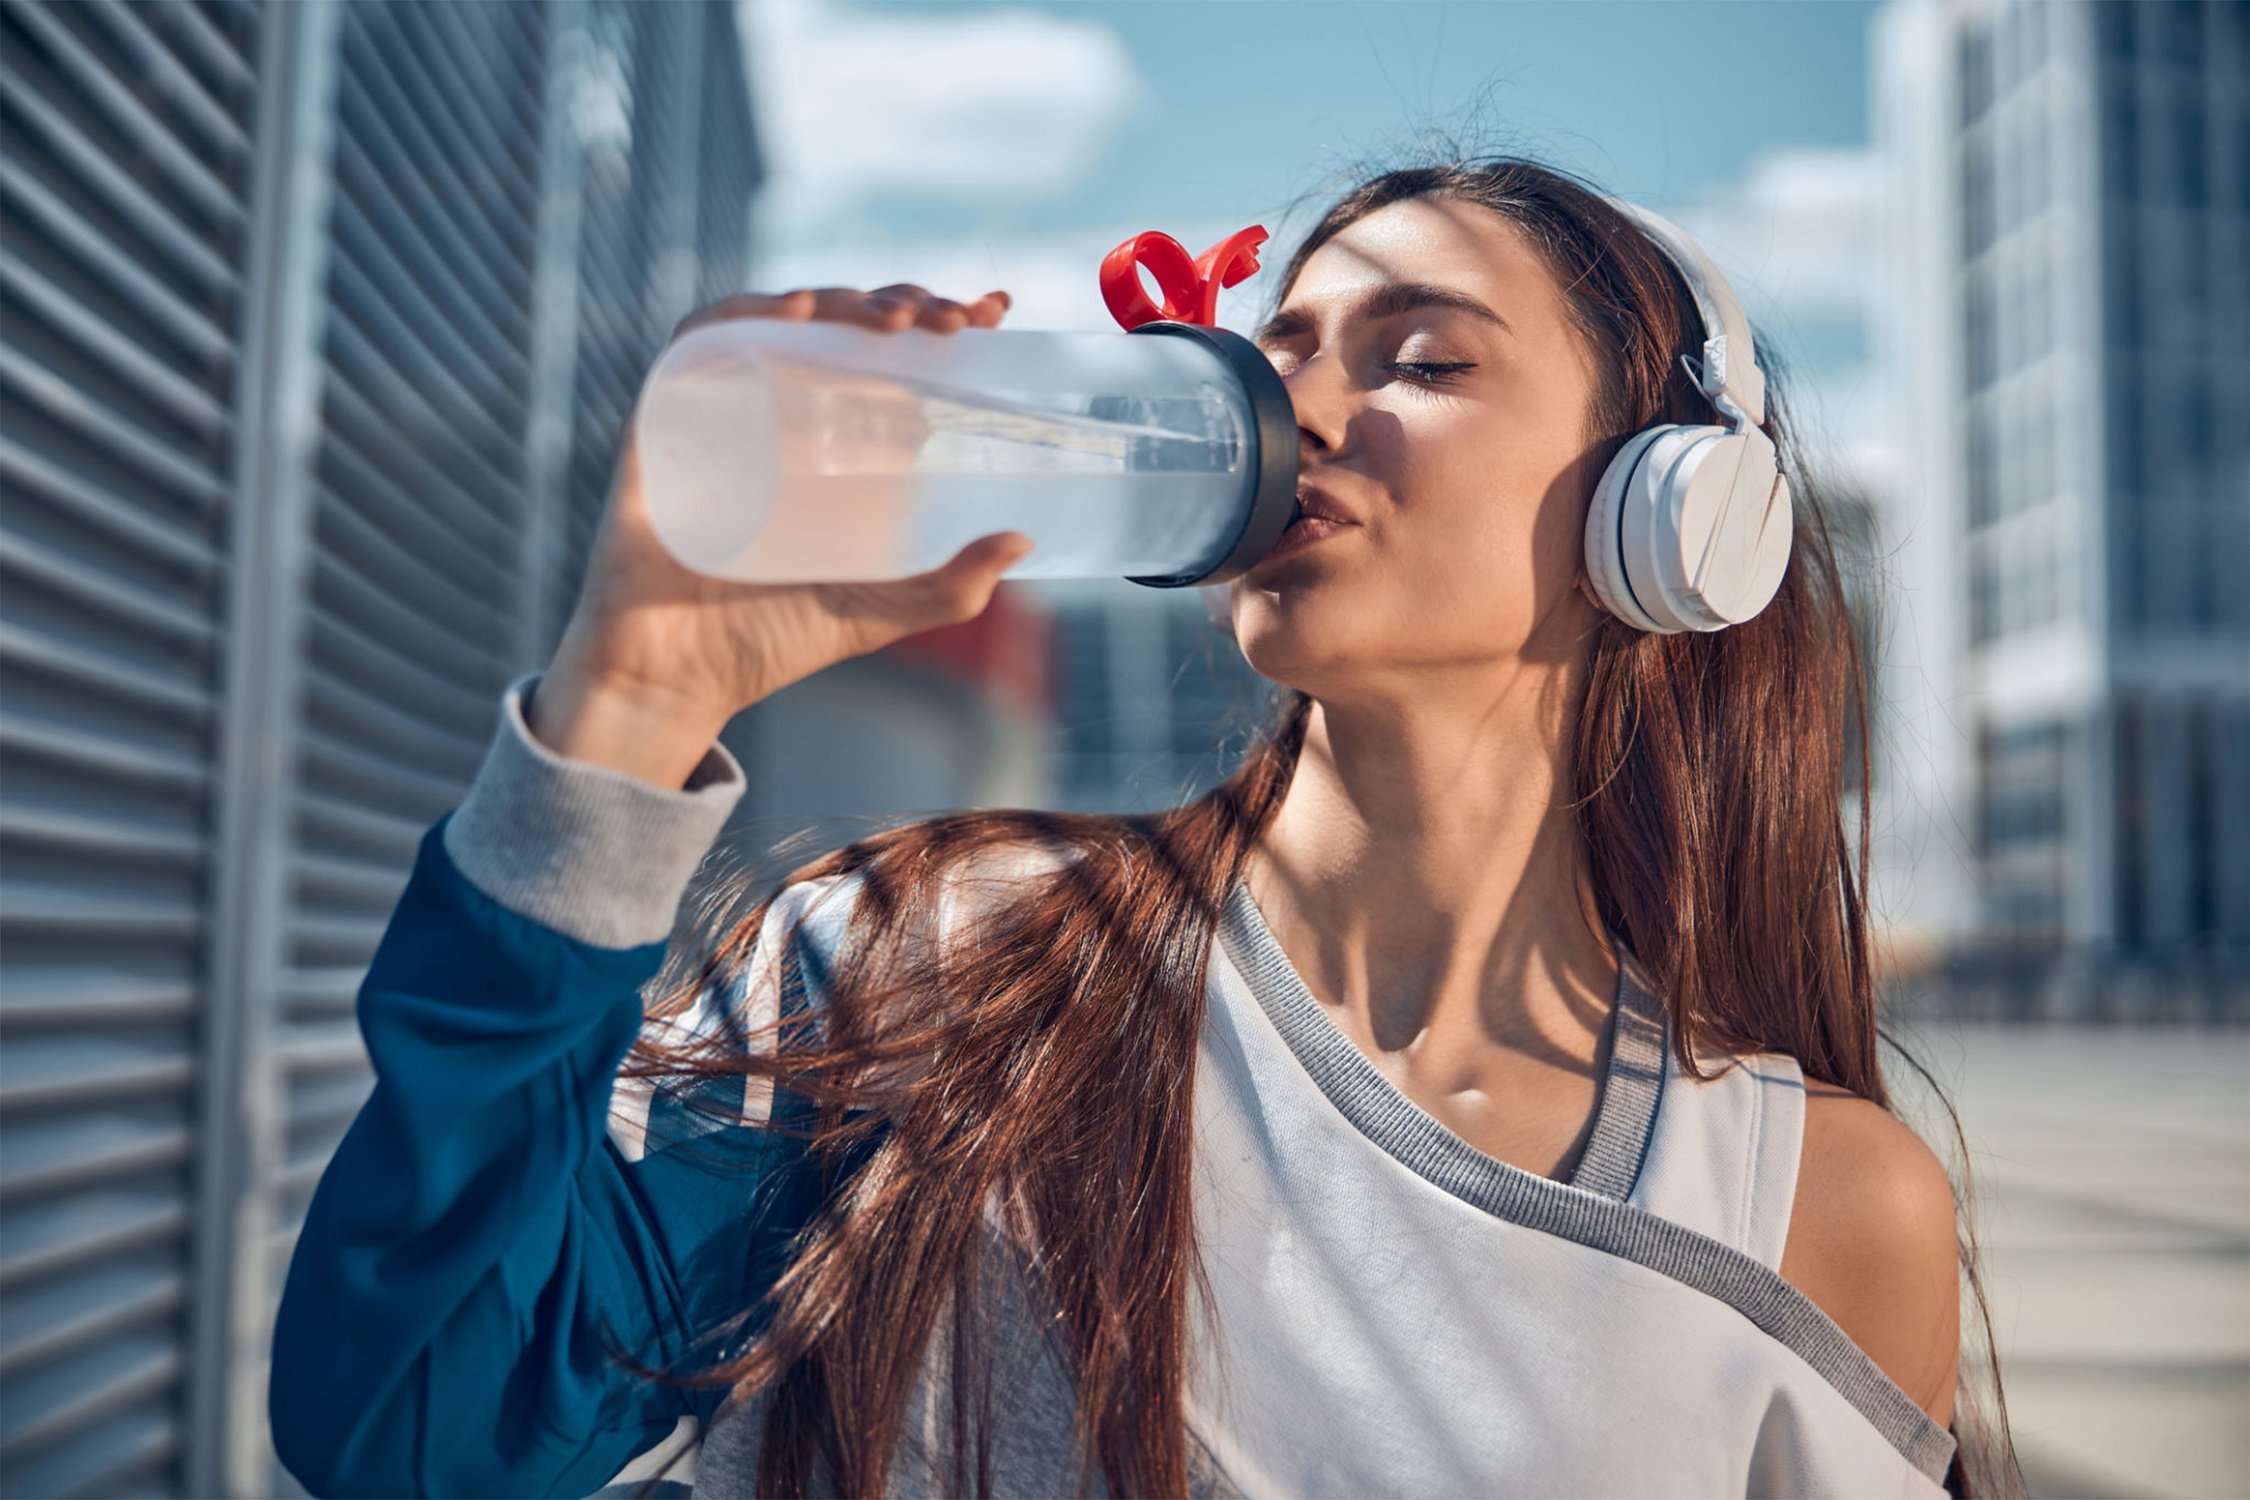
[1881, 0, 2248, 1007]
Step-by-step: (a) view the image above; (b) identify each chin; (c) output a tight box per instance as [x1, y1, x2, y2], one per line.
[1232, 592, 1369, 697]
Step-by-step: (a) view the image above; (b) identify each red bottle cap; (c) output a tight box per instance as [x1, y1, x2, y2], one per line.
[1100, 225, 1269, 330]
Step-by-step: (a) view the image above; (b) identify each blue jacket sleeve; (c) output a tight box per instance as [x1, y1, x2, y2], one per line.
[269, 813, 830, 1499]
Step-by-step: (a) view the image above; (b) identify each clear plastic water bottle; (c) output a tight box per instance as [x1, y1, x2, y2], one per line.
[628, 318, 1298, 587]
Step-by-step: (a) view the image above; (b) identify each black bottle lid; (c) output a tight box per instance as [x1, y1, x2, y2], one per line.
[1122, 320, 1299, 588]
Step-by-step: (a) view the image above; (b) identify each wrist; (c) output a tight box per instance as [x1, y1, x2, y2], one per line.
[526, 663, 735, 791]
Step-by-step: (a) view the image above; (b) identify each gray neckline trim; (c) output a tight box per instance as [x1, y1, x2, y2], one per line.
[1215, 884, 1957, 1487]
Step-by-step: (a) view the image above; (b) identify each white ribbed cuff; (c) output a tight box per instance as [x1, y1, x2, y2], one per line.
[441, 672, 748, 948]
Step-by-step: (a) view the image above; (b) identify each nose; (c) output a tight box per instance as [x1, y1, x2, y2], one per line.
[1277, 354, 1345, 458]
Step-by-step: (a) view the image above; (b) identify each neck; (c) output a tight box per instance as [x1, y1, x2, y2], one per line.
[1245, 664, 1617, 1063]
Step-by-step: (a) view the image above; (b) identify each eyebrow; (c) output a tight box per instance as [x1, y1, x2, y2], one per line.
[1253, 281, 1514, 345]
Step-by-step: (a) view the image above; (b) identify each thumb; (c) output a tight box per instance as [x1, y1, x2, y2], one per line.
[901, 531, 1035, 630]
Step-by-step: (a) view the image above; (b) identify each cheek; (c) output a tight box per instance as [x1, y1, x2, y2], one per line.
[1386, 417, 1579, 623]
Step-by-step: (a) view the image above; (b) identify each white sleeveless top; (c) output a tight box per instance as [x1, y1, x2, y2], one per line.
[610, 867, 1956, 1498]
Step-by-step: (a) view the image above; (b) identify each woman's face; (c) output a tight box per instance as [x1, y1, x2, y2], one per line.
[1228, 196, 1609, 699]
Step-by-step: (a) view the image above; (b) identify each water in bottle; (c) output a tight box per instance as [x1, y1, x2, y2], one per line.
[629, 318, 1298, 587]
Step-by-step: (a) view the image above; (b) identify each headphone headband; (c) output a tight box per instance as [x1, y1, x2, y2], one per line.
[1609, 202, 1766, 430]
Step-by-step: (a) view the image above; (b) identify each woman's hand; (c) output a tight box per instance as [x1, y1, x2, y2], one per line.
[531, 284, 1027, 789]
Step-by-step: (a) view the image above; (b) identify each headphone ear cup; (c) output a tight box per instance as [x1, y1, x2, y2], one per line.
[1585, 426, 1677, 633]
[1637, 428, 1793, 629]
[1620, 424, 1730, 633]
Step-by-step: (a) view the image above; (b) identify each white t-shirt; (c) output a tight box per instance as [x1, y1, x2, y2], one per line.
[610, 860, 1956, 1498]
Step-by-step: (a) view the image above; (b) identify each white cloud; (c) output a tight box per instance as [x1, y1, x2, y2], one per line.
[1660, 147, 1883, 322]
[739, 0, 1143, 250]
[1657, 147, 1889, 469]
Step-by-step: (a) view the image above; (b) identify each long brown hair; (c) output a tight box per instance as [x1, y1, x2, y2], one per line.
[625, 156, 2019, 1498]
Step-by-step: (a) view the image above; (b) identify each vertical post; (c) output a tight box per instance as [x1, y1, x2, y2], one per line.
[518, 0, 592, 671]
[188, 0, 342, 1493]
[649, 0, 706, 330]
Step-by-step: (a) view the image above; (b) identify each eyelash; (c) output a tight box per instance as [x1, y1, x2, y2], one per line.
[1387, 360, 1476, 385]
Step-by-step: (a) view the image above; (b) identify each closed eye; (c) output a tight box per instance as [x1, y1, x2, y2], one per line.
[1388, 360, 1476, 385]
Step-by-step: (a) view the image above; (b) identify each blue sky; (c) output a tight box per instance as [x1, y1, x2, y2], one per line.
[741, 0, 1888, 426]
[837, 0, 1879, 242]
[747, 0, 1872, 249]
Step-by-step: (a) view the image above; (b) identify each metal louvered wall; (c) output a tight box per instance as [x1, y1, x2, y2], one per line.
[0, 1, 763, 1494]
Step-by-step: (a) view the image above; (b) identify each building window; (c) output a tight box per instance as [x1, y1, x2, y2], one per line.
[2114, 695, 2145, 947]
[2174, 100, 2209, 207]
[1964, 140, 1998, 258]
[2097, 0, 2138, 62]
[1969, 404, 2000, 525]
[2162, 0, 2205, 66]
[1962, 24, 1995, 126]
[1980, 718, 2069, 938]
[2105, 85, 2140, 204]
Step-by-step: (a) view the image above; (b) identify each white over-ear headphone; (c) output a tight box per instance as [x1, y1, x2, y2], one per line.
[1583, 204, 1793, 634]
[1206, 203, 1791, 640]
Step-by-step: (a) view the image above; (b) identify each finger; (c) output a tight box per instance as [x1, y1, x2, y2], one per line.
[806, 285, 916, 330]
[912, 296, 973, 333]
[901, 532, 1035, 627]
[964, 290, 1011, 330]
[672, 288, 815, 339]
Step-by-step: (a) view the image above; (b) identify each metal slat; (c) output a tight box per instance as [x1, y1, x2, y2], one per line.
[0, 248, 235, 439]
[20, 1416, 177, 1499]
[0, 532, 222, 654]
[0, 977, 197, 1027]
[286, 912, 386, 963]
[324, 238, 523, 444]
[290, 849, 407, 911]
[0, 887, 201, 941]
[0, 1204, 187, 1295]
[332, 50, 534, 318]
[0, 713, 210, 795]
[321, 314, 522, 508]
[406, 1, 544, 198]
[0, 1345, 180, 1466]
[0, 1060, 196, 1116]
[307, 485, 515, 649]
[325, 138, 529, 388]
[299, 665, 485, 775]
[0, 623, 216, 724]
[0, 71, 237, 295]
[313, 433, 517, 602]
[75, 0, 251, 159]
[0, 347, 229, 514]
[6, 1, 245, 231]
[139, 0, 254, 98]
[293, 789, 427, 865]
[0, 160, 235, 367]
[298, 720, 482, 819]
[0, 1132, 192, 1201]
[301, 606, 497, 731]
[307, 550, 508, 704]
[0, 806, 203, 869]
[391, 0, 544, 210]
[280, 965, 366, 1014]
[0, 436, 222, 580]
[328, 192, 524, 412]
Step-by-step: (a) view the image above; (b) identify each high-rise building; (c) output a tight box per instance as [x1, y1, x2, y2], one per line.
[0, 2, 761, 1492]
[1873, 0, 2249, 1011]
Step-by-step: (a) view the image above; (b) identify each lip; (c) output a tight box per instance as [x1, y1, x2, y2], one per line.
[1291, 481, 1360, 528]
[1254, 481, 1361, 567]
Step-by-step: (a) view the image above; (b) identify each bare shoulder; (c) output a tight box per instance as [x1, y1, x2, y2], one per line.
[1778, 1078, 1961, 1429]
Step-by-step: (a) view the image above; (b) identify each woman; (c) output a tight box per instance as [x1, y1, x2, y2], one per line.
[271, 158, 2015, 1498]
